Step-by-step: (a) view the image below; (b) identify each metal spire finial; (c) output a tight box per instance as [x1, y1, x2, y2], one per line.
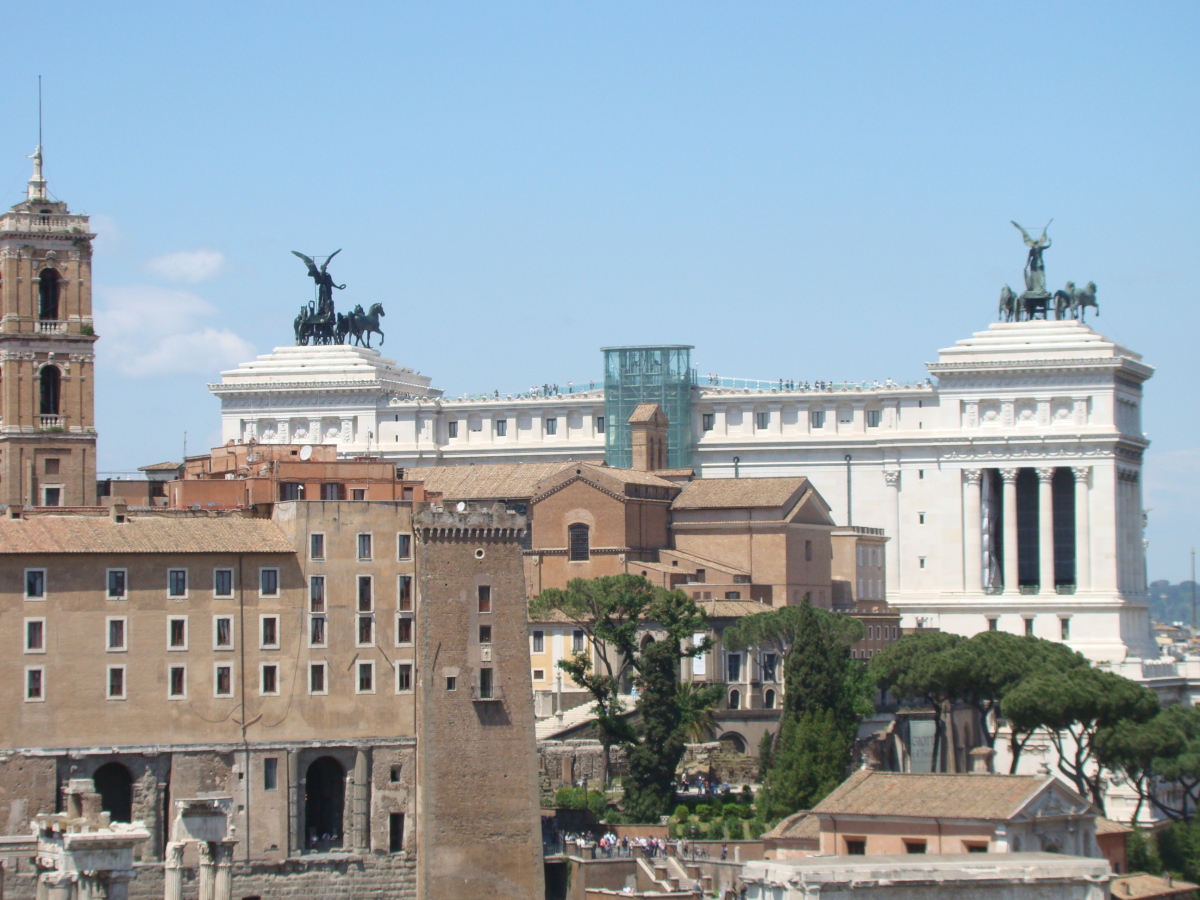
[27, 76, 46, 202]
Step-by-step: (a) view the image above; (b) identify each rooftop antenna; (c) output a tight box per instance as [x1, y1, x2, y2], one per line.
[27, 76, 47, 202]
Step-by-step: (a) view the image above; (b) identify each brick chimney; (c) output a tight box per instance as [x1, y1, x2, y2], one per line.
[628, 403, 669, 472]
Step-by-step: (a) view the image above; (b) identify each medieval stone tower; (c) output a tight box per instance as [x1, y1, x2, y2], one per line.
[0, 149, 97, 507]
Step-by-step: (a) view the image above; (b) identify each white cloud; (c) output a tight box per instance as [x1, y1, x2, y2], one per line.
[144, 249, 226, 284]
[95, 285, 256, 377]
[90, 214, 123, 255]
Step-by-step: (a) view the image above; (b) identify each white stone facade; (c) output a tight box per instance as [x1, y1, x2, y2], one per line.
[211, 320, 1157, 663]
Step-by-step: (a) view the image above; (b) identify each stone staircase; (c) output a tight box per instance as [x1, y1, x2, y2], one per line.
[536, 695, 634, 741]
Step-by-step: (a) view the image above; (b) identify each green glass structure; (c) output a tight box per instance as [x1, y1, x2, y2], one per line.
[602, 345, 695, 469]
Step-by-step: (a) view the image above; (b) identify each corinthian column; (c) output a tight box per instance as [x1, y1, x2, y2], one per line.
[884, 470, 901, 593]
[197, 841, 216, 900]
[1038, 468, 1056, 595]
[963, 470, 983, 592]
[163, 842, 185, 900]
[1073, 466, 1091, 591]
[214, 842, 236, 900]
[1001, 469, 1019, 594]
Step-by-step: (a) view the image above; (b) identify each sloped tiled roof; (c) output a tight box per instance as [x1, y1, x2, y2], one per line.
[0, 515, 293, 554]
[811, 770, 1047, 821]
[628, 402, 667, 425]
[672, 477, 810, 510]
[578, 464, 678, 489]
[411, 462, 578, 500]
[1095, 816, 1134, 836]
[138, 461, 183, 472]
[762, 811, 819, 841]
[1109, 872, 1200, 899]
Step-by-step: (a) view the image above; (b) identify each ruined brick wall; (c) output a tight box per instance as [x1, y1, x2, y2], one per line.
[0, 755, 55, 836]
[416, 504, 544, 900]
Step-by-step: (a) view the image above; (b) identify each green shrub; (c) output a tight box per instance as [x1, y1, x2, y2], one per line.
[672, 804, 691, 822]
[554, 786, 608, 816]
[709, 817, 724, 838]
[747, 819, 766, 839]
[696, 804, 714, 823]
[727, 819, 746, 840]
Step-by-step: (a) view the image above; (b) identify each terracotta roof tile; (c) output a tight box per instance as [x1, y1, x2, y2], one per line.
[1110, 872, 1200, 899]
[763, 811, 819, 841]
[410, 462, 579, 500]
[811, 770, 1047, 821]
[577, 464, 678, 490]
[671, 477, 810, 510]
[0, 515, 293, 554]
[138, 461, 183, 472]
[628, 403, 667, 424]
[1095, 816, 1134, 835]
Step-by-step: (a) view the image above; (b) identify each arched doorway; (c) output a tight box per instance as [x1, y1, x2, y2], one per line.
[728, 689, 741, 710]
[39, 366, 60, 416]
[38, 269, 59, 320]
[764, 689, 776, 710]
[718, 732, 747, 755]
[304, 757, 345, 851]
[93, 762, 134, 823]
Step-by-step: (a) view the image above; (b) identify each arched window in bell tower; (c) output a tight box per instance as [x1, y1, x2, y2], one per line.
[39, 365, 61, 416]
[38, 268, 59, 320]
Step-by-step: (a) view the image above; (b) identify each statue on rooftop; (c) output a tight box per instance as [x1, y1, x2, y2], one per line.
[292, 250, 346, 345]
[1012, 221, 1051, 296]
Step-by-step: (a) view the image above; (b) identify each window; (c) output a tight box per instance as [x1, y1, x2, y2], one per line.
[396, 663, 413, 692]
[810, 409, 825, 429]
[261, 664, 279, 696]
[309, 615, 327, 647]
[169, 665, 186, 699]
[544, 417, 558, 436]
[764, 689, 776, 709]
[533, 669, 546, 681]
[755, 411, 770, 431]
[904, 840, 927, 855]
[988, 617, 998, 632]
[702, 413, 714, 432]
[805, 540, 813, 562]
[479, 624, 492, 644]
[107, 665, 126, 700]
[279, 482, 304, 501]
[866, 409, 881, 428]
[919, 557, 927, 569]
[1061, 617, 1071, 640]
[39, 363, 60, 414]
[447, 421, 458, 439]
[397, 534, 412, 560]
[846, 839, 866, 856]
[446, 675, 457, 691]
[918, 512, 926, 525]
[264, 758, 278, 791]
[108, 617, 127, 651]
[729, 689, 741, 710]
[358, 576, 373, 611]
[42, 487, 62, 507]
[320, 482, 344, 501]
[25, 619, 45, 653]
[596, 416, 605, 434]
[354, 532, 373, 561]
[763, 653, 778, 682]
[389, 813, 405, 853]
[398, 575, 413, 611]
[727, 653, 742, 682]
[477, 585, 492, 613]
[1025, 617, 1035, 637]
[352, 489, 366, 501]
[495, 419, 507, 437]
[572, 630, 585, 653]
[25, 569, 46, 600]
[259, 568, 279, 597]
[107, 569, 127, 600]
[724, 591, 741, 600]
[357, 661, 375, 694]
[965, 842, 988, 853]
[214, 664, 233, 698]
[213, 568, 233, 598]
[214, 616, 233, 649]
[478, 667, 494, 699]
[168, 617, 188, 650]
[568, 523, 590, 561]
[358, 615, 375, 646]
[532, 630, 545, 653]
[167, 568, 187, 598]
[309, 662, 327, 695]
[309, 576, 325, 612]
[310, 533, 325, 559]
[396, 616, 413, 645]
[44, 458, 60, 475]
[918, 469, 925, 480]
[25, 667, 44, 702]
[260, 616, 279, 649]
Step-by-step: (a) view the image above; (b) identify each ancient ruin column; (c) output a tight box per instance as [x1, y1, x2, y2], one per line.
[962, 469, 983, 592]
[1073, 466, 1091, 591]
[884, 470, 901, 593]
[1037, 468, 1056, 595]
[197, 841, 216, 900]
[1001, 469, 1019, 594]
[214, 842, 235, 900]
[107, 872, 133, 900]
[163, 842, 185, 900]
[353, 747, 369, 852]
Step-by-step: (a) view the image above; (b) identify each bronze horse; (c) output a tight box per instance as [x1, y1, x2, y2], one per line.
[347, 303, 385, 348]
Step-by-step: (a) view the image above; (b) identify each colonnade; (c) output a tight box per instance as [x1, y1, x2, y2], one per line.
[164, 841, 235, 900]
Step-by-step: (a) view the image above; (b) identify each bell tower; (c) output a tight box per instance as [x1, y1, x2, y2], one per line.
[0, 148, 97, 507]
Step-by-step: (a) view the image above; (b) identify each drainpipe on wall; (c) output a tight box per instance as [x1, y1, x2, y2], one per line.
[845, 455, 853, 526]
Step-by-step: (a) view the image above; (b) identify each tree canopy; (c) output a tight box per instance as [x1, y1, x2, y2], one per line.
[1096, 703, 1200, 823]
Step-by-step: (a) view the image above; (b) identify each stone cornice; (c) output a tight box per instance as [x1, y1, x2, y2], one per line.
[928, 356, 1154, 381]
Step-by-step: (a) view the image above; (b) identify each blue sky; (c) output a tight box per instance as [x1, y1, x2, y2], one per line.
[2, 3, 1196, 579]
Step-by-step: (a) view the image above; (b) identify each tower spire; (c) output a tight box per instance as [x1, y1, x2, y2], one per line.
[27, 76, 46, 202]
